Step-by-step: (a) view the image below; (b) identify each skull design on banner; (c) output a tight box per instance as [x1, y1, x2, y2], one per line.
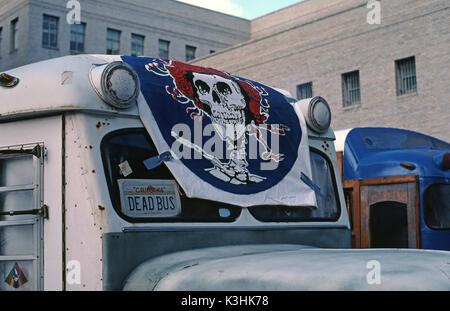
[144, 59, 290, 185]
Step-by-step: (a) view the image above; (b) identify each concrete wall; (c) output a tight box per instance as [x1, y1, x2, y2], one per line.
[250, 0, 364, 40]
[0, 0, 251, 71]
[0, 0, 30, 70]
[193, 0, 450, 142]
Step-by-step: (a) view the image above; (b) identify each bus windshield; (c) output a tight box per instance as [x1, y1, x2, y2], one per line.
[101, 129, 340, 223]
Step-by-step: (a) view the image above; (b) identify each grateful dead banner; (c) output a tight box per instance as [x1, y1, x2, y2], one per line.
[122, 56, 316, 207]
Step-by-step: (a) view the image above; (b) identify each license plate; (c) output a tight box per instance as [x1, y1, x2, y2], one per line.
[118, 179, 181, 218]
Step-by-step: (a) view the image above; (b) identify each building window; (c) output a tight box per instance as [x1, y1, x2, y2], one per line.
[0, 27, 3, 57]
[131, 34, 145, 57]
[342, 70, 360, 107]
[297, 82, 313, 100]
[10, 18, 19, 51]
[185, 45, 196, 61]
[70, 23, 86, 54]
[106, 28, 121, 54]
[42, 15, 59, 49]
[396, 56, 417, 96]
[210, 50, 216, 54]
[158, 39, 170, 59]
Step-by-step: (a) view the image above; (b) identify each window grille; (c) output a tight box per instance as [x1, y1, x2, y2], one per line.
[396, 56, 417, 96]
[342, 71, 361, 107]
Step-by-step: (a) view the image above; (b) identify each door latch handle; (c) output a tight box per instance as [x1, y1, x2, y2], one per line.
[0, 204, 48, 219]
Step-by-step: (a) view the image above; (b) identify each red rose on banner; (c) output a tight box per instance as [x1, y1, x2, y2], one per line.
[238, 80, 268, 124]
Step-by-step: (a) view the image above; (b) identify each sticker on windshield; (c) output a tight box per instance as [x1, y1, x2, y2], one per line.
[118, 160, 133, 177]
[118, 179, 181, 218]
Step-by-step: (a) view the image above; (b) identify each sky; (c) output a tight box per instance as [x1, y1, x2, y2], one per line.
[176, 0, 303, 20]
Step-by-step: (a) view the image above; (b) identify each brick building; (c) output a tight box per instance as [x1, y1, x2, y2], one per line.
[192, 0, 449, 142]
[0, 0, 250, 71]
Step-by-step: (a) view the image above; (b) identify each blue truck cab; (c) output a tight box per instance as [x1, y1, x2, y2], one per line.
[335, 127, 450, 250]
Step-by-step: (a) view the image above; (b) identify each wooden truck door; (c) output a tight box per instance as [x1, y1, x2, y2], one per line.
[344, 176, 419, 249]
[360, 177, 419, 248]
[0, 144, 46, 291]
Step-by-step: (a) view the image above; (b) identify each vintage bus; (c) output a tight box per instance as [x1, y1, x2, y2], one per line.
[335, 128, 450, 250]
[0, 55, 449, 291]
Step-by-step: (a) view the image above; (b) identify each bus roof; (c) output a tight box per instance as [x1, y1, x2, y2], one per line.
[0, 55, 139, 121]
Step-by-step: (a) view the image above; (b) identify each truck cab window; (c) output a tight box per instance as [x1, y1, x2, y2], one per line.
[424, 184, 450, 229]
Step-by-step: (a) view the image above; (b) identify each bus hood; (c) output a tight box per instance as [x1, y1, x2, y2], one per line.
[123, 244, 450, 290]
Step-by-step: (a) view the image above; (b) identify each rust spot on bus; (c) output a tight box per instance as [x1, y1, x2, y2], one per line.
[98, 205, 105, 230]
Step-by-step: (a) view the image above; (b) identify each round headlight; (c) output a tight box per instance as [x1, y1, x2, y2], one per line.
[295, 96, 332, 133]
[90, 61, 140, 109]
[308, 96, 331, 133]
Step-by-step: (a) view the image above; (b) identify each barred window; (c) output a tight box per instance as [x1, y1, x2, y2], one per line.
[396, 56, 417, 96]
[70, 23, 85, 54]
[0, 27, 3, 56]
[10, 18, 19, 51]
[185, 45, 196, 61]
[158, 39, 170, 59]
[296, 82, 313, 100]
[131, 34, 145, 57]
[42, 15, 58, 49]
[342, 70, 360, 107]
[106, 28, 121, 55]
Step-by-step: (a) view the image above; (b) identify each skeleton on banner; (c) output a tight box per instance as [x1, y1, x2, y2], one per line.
[145, 59, 290, 185]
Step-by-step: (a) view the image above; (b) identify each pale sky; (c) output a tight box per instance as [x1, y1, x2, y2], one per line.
[176, 0, 303, 20]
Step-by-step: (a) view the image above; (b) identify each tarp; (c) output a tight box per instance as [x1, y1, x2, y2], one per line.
[122, 56, 316, 207]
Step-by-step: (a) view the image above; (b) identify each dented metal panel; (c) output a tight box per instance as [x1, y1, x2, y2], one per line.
[123, 244, 450, 291]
